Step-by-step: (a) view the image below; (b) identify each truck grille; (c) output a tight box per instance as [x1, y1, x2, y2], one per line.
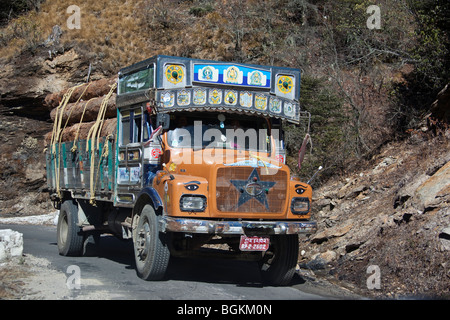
[215, 167, 287, 213]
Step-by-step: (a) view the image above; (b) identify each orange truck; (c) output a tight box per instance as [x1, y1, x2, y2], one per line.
[46, 55, 316, 285]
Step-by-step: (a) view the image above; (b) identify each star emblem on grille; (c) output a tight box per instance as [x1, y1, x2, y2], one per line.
[230, 168, 276, 210]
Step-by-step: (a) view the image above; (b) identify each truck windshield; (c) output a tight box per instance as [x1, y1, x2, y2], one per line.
[167, 112, 271, 152]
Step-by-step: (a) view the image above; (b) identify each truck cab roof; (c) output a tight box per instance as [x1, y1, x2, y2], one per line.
[116, 55, 303, 124]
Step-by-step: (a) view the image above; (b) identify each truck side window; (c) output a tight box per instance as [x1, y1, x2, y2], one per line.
[143, 112, 150, 142]
[121, 108, 147, 145]
[133, 109, 142, 143]
[121, 111, 130, 145]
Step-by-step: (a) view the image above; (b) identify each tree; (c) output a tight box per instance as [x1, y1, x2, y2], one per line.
[390, 0, 450, 132]
[285, 75, 347, 185]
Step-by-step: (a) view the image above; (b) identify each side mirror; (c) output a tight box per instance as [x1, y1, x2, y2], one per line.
[298, 133, 310, 171]
[156, 113, 170, 130]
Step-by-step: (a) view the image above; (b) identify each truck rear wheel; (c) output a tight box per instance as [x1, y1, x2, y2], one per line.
[133, 204, 170, 280]
[259, 234, 299, 286]
[57, 199, 84, 256]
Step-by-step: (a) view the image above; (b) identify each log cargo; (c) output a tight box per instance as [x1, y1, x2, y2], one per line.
[44, 77, 117, 110]
[44, 118, 117, 146]
[44, 77, 118, 150]
[50, 94, 117, 125]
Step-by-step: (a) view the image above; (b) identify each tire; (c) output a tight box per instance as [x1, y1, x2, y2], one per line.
[57, 199, 84, 256]
[259, 234, 299, 286]
[133, 204, 170, 280]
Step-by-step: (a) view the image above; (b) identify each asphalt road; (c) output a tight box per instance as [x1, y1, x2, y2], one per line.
[1, 223, 353, 301]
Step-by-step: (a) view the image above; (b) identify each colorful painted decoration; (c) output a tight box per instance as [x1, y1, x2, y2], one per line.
[239, 91, 252, 108]
[193, 64, 271, 89]
[248, 70, 267, 86]
[161, 91, 174, 108]
[223, 66, 243, 84]
[230, 168, 276, 210]
[209, 89, 222, 104]
[165, 64, 184, 84]
[277, 75, 294, 94]
[198, 66, 219, 82]
[275, 154, 285, 164]
[177, 89, 190, 106]
[157, 88, 300, 123]
[269, 98, 282, 114]
[284, 102, 295, 117]
[255, 94, 268, 111]
[225, 90, 237, 105]
[193, 88, 207, 105]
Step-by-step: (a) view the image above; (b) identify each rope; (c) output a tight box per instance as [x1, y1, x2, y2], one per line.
[248, 151, 271, 175]
[70, 83, 92, 153]
[90, 133, 113, 205]
[95, 83, 117, 150]
[86, 83, 117, 205]
[49, 84, 85, 199]
[58, 83, 90, 158]
[86, 82, 117, 151]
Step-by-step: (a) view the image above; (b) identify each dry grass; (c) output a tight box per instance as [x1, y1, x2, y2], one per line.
[0, 0, 281, 68]
[0, 0, 151, 66]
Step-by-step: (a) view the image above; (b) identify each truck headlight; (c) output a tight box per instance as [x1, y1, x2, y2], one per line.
[180, 195, 207, 212]
[291, 197, 310, 215]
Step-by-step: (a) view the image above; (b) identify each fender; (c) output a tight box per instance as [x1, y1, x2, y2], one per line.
[133, 187, 164, 217]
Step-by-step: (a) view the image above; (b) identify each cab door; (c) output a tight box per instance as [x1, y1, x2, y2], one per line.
[115, 106, 149, 207]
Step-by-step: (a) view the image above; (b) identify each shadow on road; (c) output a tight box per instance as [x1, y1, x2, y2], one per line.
[94, 235, 305, 287]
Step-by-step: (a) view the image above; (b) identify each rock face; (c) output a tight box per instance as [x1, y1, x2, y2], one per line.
[301, 131, 450, 298]
[0, 229, 23, 261]
[0, 111, 54, 216]
[0, 38, 106, 119]
[413, 161, 450, 211]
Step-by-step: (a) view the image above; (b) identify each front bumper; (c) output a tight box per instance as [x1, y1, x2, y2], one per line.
[160, 216, 317, 235]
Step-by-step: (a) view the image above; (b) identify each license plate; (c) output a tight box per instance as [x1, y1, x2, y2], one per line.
[239, 236, 270, 251]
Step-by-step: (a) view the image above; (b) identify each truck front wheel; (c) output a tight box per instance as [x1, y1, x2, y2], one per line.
[57, 199, 84, 256]
[259, 235, 299, 286]
[133, 204, 170, 280]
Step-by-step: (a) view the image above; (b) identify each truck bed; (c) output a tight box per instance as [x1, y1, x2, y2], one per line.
[46, 138, 116, 203]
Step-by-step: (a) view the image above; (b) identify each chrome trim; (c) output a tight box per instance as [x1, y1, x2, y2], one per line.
[160, 216, 317, 235]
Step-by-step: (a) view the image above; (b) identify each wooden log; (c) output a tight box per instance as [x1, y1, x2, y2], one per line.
[44, 77, 117, 110]
[50, 93, 117, 124]
[44, 118, 117, 146]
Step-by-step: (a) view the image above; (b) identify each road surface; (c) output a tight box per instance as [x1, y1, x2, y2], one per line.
[1, 223, 360, 301]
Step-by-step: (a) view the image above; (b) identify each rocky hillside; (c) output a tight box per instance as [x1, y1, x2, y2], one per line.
[0, 0, 448, 298]
[299, 86, 450, 299]
[301, 127, 450, 298]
